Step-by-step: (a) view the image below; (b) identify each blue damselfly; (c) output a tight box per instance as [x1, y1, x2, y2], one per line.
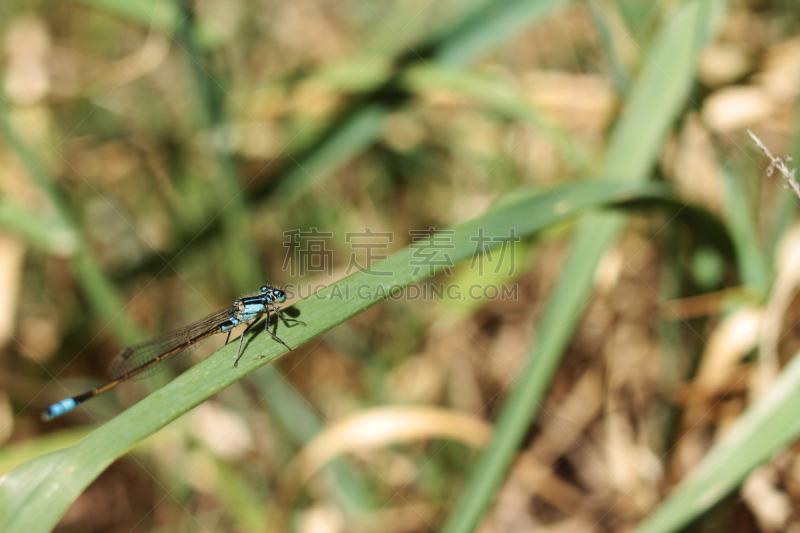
[42, 285, 303, 421]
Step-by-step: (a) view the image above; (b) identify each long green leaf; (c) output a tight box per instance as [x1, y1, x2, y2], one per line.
[0, 92, 143, 346]
[0, 181, 673, 533]
[401, 65, 592, 172]
[69, 0, 177, 30]
[636, 349, 800, 533]
[268, 105, 388, 205]
[429, 0, 570, 67]
[171, 0, 262, 293]
[587, 1, 631, 98]
[260, 0, 569, 205]
[250, 367, 376, 513]
[440, 2, 726, 532]
[0, 200, 77, 257]
[721, 165, 769, 296]
[635, 13, 800, 533]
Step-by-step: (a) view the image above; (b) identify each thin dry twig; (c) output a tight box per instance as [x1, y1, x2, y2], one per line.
[748, 129, 799, 198]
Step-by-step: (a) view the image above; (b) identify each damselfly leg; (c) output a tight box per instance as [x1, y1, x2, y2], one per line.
[232, 305, 302, 367]
[234, 318, 260, 368]
[263, 307, 292, 352]
[272, 304, 306, 328]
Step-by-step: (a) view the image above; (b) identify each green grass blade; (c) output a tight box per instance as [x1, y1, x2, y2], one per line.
[268, 105, 388, 205]
[636, 349, 800, 533]
[401, 65, 592, 172]
[635, 30, 800, 533]
[0, 200, 78, 257]
[171, 0, 262, 293]
[261, 0, 568, 206]
[430, 0, 570, 67]
[250, 367, 376, 513]
[440, 2, 726, 533]
[721, 165, 770, 296]
[0, 181, 673, 533]
[69, 0, 177, 30]
[0, 93, 143, 346]
[213, 460, 273, 533]
[587, 1, 631, 98]
[603, 0, 726, 180]
[0, 429, 91, 476]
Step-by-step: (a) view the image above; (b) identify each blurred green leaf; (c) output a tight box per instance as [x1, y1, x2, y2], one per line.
[69, 0, 177, 30]
[440, 242, 530, 319]
[213, 460, 273, 533]
[636, 349, 800, 533]
[587, 1, 631, 97]
[316, 55, 395, 93]
[250, 367, 376, 513]
[0, 87, 143, 346]
[440, 2, 726, 532]
[0, 180, 675, 533]
[402, 65, 592, 171]
[634, 15, 800, 533]
[263, 0, 570, 206]
[429, 0, 570, 67]
[172, 0, 262, 293]
[0, 201, 77, 257]
[721, 165, 770, 295]
[72, 254, 143, 346]
[270, 105, 389, 204]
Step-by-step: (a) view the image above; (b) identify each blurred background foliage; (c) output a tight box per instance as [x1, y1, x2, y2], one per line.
[1, 0, 800, 532]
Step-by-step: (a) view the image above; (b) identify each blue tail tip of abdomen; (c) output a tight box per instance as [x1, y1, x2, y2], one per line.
[41, 398, 77, 421]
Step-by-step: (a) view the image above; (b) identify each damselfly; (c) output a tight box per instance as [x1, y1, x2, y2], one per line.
[42, 285, 303, 421]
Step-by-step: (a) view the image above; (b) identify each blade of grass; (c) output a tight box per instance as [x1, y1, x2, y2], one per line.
[634, 31, 800, 533]
[170, 0, 261, 293]
[401, 65, 593, 172]
[212, 459, 273, 533]
[0, 428, 91, 476]
[250, 367, 377, 514]
[429, 0, 570, 68]
[720, 164, 769, 296]
[0, 200, 77, 257]
[69, 0, 178, 31]
[126, 0, 574, 280]
[171, 3, 390, 514]
[266, 104, 389, 205]
[440, 2, 726, 532]
[0, 98, 143, 346]
[586, 0, 631, 98]
[635, 348, 800, 533]
[258, 0, 571, 205]
[0, 180, 674, 533]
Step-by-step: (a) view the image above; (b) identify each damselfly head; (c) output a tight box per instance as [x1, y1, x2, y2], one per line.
[260, 285, 287, 303]
[272, 288, 287, 303]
